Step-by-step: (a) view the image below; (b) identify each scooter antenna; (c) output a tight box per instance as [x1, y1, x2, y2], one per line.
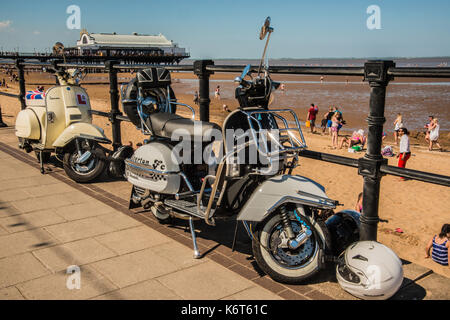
[257, 17, 274, 77]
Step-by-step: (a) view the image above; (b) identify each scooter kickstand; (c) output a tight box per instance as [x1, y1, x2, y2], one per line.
[189, 217, 202, 259]
[39, 151, 45, 174]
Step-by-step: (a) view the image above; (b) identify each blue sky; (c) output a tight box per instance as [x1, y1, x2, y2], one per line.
[0, 0, 449, 59]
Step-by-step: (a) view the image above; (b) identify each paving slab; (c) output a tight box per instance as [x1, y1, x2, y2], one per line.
[0, 175, 58, 192]
[53, 202, 117, 221]
[90, 248, 180, 288]
[23, 183, 75, 198]
[94, 225, 172, 255]
[0, 287, 25, 300]
[16, 265, 118, 300]
[0, 228, 57, 258]
[157, 261, 254, 300]
[32, 238, 117, 273]
[0, 209, 66, 233]
[221, 286, 283, 300]
[43, 217, 117, 243]
[0, 253, 50, 288]
[416, 273, 450, 300]
[10, 193, 74, 214]
[95, 211, 142, 231]
[92, 279, 182, 300]
[0, 201, 22, 218]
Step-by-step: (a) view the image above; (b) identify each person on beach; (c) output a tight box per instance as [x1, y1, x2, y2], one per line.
[424, 115, 434, 143]
[334, 107, 345, 133]
[393, 113, 403, 145]
[330, 112, 341, 149]
[306, 103, 318, 133]
[280, 83, 286, 93]
[396, 127, 411, 179]
[425, 224, 449, 266]
[193, 91, 199, 105]
[428, 118, 442, 151]
[355, 192, 363, 213]
[215, 86, 220, 100]
[321, 107, 333, 134]
[339, 129, 366, 150]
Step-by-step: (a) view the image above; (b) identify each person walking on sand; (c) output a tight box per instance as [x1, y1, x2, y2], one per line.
[425, 224, 449, 266]
[306, 103, 318, 133]
[428, 118, 442, 151]
[393, 113, 403, 145]
[396, 127, 411, 179]
[215, 85, 221, 100]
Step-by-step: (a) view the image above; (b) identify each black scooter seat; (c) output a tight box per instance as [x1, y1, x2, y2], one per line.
[148, 112, 221, 141]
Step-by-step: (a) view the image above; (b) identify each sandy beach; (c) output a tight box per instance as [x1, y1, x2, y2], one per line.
[1, 70, 449, 278]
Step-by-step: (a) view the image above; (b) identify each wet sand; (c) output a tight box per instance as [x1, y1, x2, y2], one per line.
[1, 70, 449, 278]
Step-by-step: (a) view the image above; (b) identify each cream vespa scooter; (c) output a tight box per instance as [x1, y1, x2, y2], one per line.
[15, 66, 111, 183]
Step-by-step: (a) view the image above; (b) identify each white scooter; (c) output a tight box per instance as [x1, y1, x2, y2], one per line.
[15, 67, 111, 182]
[121, 18, 360, 284]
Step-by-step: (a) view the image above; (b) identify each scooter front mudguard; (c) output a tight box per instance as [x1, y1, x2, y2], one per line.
[52, 122, 111, 148]
[237, 175, 337, 222]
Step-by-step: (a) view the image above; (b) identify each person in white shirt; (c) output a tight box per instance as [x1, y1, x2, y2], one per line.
[396, 127, 411, 180]
[428, 118, 442, 151]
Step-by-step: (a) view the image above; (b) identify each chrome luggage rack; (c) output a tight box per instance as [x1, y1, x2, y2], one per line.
[244, 108, 308, 158]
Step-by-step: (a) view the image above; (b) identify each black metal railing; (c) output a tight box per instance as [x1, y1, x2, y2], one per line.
[1, 58, 449, 242]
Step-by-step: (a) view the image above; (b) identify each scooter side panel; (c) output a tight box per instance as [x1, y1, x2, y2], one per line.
[15, 108, 41, 140]
[52, 122, 108, 148]
[44, 87, 68, 148]
[236, 174, 335, 222]
[61, 86, 92, 126]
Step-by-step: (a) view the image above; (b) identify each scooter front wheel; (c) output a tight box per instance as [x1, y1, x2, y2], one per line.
[63, 145, 106, 183]
[252, 208, 328, 284]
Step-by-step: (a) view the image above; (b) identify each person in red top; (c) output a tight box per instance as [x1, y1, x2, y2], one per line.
[306, 103, 318, 133]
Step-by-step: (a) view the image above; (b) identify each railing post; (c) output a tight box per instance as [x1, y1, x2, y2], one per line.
[359, 60, 395, 241]
[193, 60, 214, 122]
[15, 59, 26, 110]
[105, 60, 122, 151]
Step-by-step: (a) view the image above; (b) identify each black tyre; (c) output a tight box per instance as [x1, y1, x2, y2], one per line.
[35, 151, 51, 163]
[63, 144, 106, 183]
[252, 206, 329, 284]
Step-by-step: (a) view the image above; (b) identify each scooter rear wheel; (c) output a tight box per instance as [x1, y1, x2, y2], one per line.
[63, 146, 106, 183]
[252, 208, 328, 284]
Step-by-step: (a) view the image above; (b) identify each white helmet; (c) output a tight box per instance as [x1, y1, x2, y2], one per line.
[336, 241, 404, 300]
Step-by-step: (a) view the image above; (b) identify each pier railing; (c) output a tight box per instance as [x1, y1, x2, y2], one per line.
[1, 58, 449, 241]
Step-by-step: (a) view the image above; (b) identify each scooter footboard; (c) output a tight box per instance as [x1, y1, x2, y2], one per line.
[237, 174, 337, 222]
